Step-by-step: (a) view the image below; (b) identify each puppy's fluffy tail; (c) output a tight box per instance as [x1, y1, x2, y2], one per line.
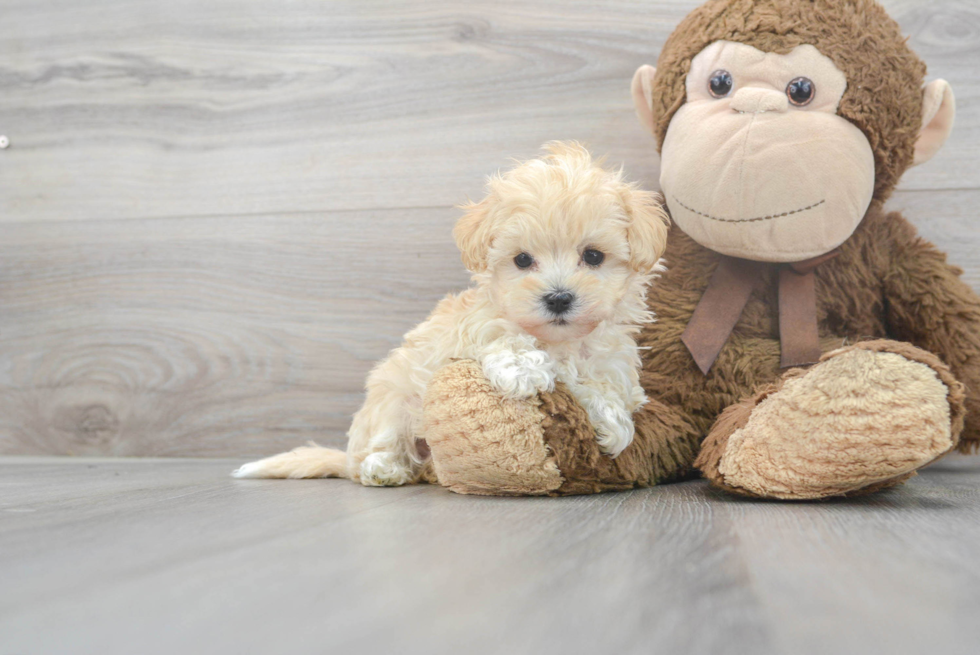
[231, 442, 349, 479]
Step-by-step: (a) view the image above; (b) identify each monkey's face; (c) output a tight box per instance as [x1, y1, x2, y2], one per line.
[659, 41, 875, 262]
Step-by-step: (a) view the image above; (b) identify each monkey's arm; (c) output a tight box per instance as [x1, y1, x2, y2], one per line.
[881, 212, 980, 452]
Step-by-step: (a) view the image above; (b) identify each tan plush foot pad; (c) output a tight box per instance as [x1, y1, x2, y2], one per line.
[423, 360, 563, 495]
[423, 360, 659, 496]
[697, 340, 966, 500]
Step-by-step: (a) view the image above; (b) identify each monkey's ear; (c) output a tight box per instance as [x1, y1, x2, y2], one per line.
[622, 188, 670, 273]
[631, 65, 658, 136]
[912, 80, 955, 167]
[453, 197, 494, 273]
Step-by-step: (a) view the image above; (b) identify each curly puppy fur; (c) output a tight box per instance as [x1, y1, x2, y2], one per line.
[233, 142, 670, 485]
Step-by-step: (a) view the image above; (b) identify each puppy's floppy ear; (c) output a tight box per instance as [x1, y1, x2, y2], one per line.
[454, 196, 495, 273]
[621, 187, 670, 273]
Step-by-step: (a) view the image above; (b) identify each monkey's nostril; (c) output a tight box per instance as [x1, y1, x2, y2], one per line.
[543, 290, 575, 315]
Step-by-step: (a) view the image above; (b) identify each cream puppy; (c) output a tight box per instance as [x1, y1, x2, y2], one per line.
[233, 142, 669, 486]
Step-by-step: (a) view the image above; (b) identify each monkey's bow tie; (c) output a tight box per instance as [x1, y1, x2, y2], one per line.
[681, 250, 840, 375]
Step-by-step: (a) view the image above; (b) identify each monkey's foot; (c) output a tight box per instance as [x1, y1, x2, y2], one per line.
[696, 340, 966, 500]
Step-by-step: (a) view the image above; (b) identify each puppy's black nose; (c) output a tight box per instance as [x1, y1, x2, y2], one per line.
[544, 290, 575, 315]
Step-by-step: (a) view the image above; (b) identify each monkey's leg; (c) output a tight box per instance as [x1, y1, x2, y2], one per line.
[422, 359, 703, 495]
[696, 340, 967, 500]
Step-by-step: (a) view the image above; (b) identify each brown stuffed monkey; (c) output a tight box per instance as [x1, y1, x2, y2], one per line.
[422, 0, 980, 499]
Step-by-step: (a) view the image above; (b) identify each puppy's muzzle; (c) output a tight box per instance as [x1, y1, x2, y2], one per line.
[543, 290, 575, 316]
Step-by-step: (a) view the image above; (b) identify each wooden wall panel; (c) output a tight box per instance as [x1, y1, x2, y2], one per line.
[1, 0, 978, 456]
[0, 209, 469, 455]
[0, 1, 976, 223]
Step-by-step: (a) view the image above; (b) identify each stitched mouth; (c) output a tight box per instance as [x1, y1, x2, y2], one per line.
[672, 195, 826, 224]
[550, 318, 569, 326]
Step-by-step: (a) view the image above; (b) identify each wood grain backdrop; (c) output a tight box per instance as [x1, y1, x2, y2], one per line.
[1, 0, 978, 456]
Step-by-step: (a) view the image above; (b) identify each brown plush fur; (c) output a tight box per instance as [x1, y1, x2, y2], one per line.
[426, 209, 980, 497]
[519, 203, 980, 497]
[528, 202, 977, 497]
[640, 207, 980, 447]
[423, 0, 980, 498]
[538, 387, 701, 494]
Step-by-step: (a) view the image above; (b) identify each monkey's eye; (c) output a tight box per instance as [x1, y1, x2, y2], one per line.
[514, 252, 534, 269]
[786, 77, 815, 106]
[582, 249, 605, 267]
[708, 70, 733, 98]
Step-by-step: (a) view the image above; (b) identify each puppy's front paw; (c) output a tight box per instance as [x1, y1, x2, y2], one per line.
[359, 452, 414, 487]
[481, 349, 555, 399]
[589, 402, 635, 458]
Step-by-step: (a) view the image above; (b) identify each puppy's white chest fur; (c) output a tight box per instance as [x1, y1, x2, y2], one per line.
[479, 325, 646, 459]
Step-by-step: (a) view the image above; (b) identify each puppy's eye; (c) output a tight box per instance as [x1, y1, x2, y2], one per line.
[786, 77, 815, 106]
[708, 70, 733, 98]
[582, 249, 605, 267]
[514, 252, 534, 269]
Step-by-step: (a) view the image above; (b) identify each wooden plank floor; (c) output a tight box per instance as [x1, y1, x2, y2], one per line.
[2, 457, 979, 655]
